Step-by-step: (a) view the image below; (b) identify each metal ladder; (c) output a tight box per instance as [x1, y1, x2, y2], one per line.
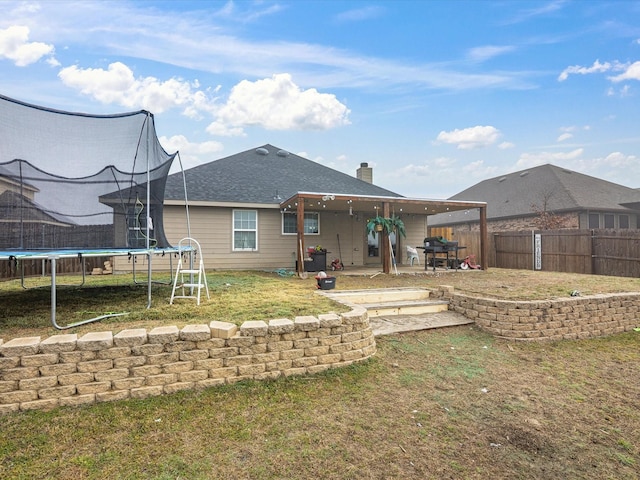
[170, 237, 210, 305]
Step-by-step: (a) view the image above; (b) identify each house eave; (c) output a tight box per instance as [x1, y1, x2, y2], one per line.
[164, 199, 280, 209]
[280, 191, 486, 216]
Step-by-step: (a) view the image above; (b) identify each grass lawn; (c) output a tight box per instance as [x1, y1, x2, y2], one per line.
[0, 269, 639, 478]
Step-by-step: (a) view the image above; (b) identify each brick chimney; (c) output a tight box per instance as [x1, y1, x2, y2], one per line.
[357, 162, 373, 184]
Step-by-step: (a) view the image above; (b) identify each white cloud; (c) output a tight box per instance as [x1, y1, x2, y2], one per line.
[0, 25, 55, 66]
[334, 6, 385, 23]
[3, 2, 533, 93]
[609, 61, 640, 82]
[400, 157, 457, 176]
[594, 151, 638, 168]
[503, 0, 569, 25]
[558, 59, 611, 81]
[498, 141, 515, 149]
[467, 45, 516, 63]
[159, 134, 224, 171]
[516, 148, 584, 168]
[436, 125, 501, 149]
[46, 56, 61, 68]
[159, 134, 223, 155]
[58, 61, 215, 115]
[205, 73, 351, 137]
[205, 122, 247, 137]
[388, 157, 503, 198]
[558, 125, 590, 139]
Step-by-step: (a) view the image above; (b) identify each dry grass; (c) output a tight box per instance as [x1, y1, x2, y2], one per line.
[2, 267, 640, 341]
[1, 327, 638, 479]
[1, 268, 639, 478]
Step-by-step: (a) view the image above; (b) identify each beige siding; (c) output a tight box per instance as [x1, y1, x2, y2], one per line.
[402, 215, 429, 263]
[114, 205, 432, 272]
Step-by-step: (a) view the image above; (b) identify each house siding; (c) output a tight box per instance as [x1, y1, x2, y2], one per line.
[401, 216, 429, 264]
[112, 206, 432, 272]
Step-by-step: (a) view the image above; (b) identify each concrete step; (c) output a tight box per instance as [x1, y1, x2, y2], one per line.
[322, 287, 432, 304]
[361, 299, 449, 318]
[320, 287, 474, 334]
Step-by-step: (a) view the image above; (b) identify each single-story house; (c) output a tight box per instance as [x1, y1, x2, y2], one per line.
[428, 164, 640, 233]
[158, 144, 488, 273]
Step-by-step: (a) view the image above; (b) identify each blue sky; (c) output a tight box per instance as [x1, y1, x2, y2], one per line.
[1, 0, 639, 198]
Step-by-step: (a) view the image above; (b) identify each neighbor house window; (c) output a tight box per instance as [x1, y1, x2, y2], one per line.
[282, 212, 320, 235]
[604, 214, 615, 229]
[620, 215, 629, 229]
[233, 210, 257, 250]
[588, 213, 600, 229]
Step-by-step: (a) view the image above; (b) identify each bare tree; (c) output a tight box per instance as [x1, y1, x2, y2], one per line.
[530, 189, 568, 230]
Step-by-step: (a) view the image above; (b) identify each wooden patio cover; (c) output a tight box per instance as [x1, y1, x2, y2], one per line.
[280, 192, 488, 275]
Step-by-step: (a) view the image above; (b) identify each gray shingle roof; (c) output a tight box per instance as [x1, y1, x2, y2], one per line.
[164, 144, 400, 203]
[0, 190, 76, 226]
[430, 164, 640, 225]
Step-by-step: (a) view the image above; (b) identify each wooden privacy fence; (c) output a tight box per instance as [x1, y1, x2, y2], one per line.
[0, 256, 111, 280]
[450, 231, 483, 267]
[452, 229, 640, 278]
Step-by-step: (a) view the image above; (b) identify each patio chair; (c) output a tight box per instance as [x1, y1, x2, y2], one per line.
[406, 245, 420, 266]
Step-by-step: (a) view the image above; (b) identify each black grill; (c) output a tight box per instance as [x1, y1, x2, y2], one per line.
[420, 237, 464, 270]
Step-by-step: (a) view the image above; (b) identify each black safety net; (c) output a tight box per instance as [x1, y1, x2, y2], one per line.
[0, 94, 177, 250]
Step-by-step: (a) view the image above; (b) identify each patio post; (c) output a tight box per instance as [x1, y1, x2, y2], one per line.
[296, 198, 305, 276]
[382, 202, 391, 273]
[480, 205, 488, 270]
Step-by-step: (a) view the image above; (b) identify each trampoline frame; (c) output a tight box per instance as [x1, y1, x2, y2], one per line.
[1, 98, 195, 332]
[0, 248, 179, 330]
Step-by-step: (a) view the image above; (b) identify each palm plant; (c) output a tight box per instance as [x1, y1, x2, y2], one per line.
[366, 214, 405, 238]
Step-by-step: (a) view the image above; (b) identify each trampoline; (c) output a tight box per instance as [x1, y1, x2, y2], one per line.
[0, 94, 190, 329]
[0, 248, 180, 329]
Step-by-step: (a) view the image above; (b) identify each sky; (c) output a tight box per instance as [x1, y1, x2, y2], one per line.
[1, 0, 639, 199]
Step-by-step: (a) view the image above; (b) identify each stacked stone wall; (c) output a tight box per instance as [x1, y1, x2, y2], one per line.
[0, 308, 375, 415]
[436, 287, 640, 341]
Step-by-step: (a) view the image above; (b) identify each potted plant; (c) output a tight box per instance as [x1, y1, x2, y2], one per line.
[388, 214, 406, 238]
[366, 215, 390, 237]
[366, 214, 406, 238]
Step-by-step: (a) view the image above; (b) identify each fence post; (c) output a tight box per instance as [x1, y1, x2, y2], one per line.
[590, 229, 596, 275]
[531, 230, 534, 270]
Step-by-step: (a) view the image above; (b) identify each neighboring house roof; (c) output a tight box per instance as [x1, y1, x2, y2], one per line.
[430, 164, 640, 226]
[0, 164, 39, 194]
[163, 144, 401, 204]
[0, 190, 76, 226]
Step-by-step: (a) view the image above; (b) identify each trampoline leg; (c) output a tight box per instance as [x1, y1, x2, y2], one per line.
[51, 257, 57, 326]
[147, 252, 152, 309]
[50, 256, 129, 330]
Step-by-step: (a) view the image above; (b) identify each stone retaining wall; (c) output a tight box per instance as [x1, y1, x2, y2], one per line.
[0, 308, 375, 415]
[434, 286, 640, 341]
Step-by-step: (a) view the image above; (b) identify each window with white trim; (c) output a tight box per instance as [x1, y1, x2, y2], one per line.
[233, 210, 257, 250]
[604, 214, 615, 229]
[282, 212, 320, 235]
[620, 214, 629, 229]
